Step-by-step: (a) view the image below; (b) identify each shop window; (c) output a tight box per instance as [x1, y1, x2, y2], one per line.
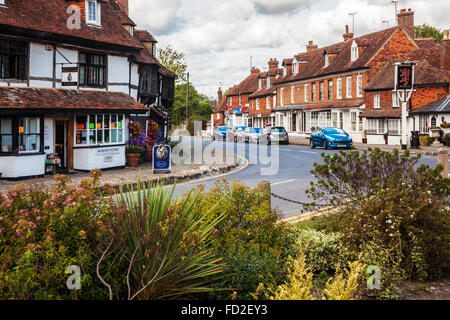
[76, 116, 88, 145]
[351, 112, 357, 131]
[388, 119, 401, 135]
[419, 115, 428, 133]
[82, 114, 124, 146]
[18, 117, 40, 153]
[0, 118, 13, 153]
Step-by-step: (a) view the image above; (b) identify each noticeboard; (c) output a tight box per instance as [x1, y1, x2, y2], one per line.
[153, 144, 171, 173]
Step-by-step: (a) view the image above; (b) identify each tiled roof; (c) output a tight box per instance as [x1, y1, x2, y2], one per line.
[248, 110, 273, 117]
[406, 47, 443, 69]
[134, 29, 158, 43]
[415, 38, 437, 49]
[360, 109, 402, 118]
[365, 60, 450, 91]
[0, 0, 143, 52]
[214, 97, 227, 113]
[110, 0, 136, 26]
[411, 95, 450, 114]
[228, 85, 240, 96]
[0, 87, 148, 113]
[249, 86, 277, 98]
[275, 27, 400, 85]
[238, 73, 260, 94]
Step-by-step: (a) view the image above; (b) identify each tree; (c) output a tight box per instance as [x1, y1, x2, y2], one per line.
[157, 45, 188, 82]
[414, 24, 444, 44]
[170, 83, 214, 126]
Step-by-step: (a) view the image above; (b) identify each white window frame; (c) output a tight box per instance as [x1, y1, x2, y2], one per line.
[367, 119, 385, 134]
[351, 41, 359, 61]
[291, 85, 295, 104]
[267, 76, 271, 88]
[324, 54, 329, 67]
[304, 84, 308, 102]
[351, 111, 357, 131]
[337, 78, 342, 99]
[346, 77, 352, 98]
[0, 0, 6, 6]
[86, 0, 101, 26]
[374, 94, 381, 109]
[256, 98, 260, 110]
[239, 95, 242, 107]
[75, 114, 125, 146]
[388, 119, 402, 135]
[259, 78, 263, 89]
[392, 91, 399, 108]
[357, 75, 363, 97]
[266, 96, 271, 109]
[18, 117, 41, 154]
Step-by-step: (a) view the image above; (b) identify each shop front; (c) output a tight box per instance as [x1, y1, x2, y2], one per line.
[0, 88, 147, 179]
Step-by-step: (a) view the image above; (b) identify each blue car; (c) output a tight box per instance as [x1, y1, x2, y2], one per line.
[212, 126, 230, 140]
[309, 128, 353, 149]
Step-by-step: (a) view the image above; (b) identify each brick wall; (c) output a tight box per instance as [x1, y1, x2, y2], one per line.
[366, 85, 448, 111]
[68, 0, 86, 19]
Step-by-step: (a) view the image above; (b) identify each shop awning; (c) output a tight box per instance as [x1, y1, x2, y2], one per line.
[0, 87, 148, 114]
[272, 104, 307, 112]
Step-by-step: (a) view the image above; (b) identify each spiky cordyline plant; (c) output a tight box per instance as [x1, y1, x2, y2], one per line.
[97, 179, 226, 300]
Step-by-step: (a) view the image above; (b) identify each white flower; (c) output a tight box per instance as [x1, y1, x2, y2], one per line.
[386, 219, 392, 224]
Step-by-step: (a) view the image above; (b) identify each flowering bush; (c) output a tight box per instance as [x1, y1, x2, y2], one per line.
[0, 171, 115, 299]
[127, 121, 162, 163]
[440, 121, 450, 128]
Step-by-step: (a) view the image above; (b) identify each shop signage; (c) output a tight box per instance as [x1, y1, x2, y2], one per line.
[95, 147, 121, 156]
[153, 144, 171, 173]
[62, 66, 78, 86]
[233, 108, 242, 114]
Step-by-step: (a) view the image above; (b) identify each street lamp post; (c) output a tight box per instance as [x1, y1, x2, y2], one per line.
[394, 62, 416, 150]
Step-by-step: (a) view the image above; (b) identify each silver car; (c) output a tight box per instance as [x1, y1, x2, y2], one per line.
[242, 127, 263, 143]
[260, 126, 289, 145]
[212, 126, 230, 141]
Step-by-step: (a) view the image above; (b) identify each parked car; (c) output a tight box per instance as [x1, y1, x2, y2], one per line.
[212, 126, 230, 141]
[242, 127, 263, 143]
[228, 126, 248, 142]
[260, 126, 289, 145]
[309, 127, 353, 149]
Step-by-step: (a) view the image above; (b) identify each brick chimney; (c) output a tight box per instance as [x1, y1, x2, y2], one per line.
[218, 87, 223, 104]
[442, 30, 450, 71]
[251, 67, 261, 75]
[397, 8, 414, 39]
[306, 40, 318, 52]
[268, 58, 279, 73]
[343, 25, 354, 41]
[116, 0, 129, 15]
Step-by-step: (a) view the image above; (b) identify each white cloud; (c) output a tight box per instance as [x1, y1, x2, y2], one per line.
[129, 0, 450, 98]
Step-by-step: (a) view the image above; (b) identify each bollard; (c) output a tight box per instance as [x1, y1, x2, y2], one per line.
[437, 148, 449, 179]
[258, 180, 271, 209]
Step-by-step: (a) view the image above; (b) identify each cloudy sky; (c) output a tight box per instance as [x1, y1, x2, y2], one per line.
[129, 0, 449, 99]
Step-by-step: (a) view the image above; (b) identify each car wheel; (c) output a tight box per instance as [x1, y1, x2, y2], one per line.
[267, 137, 271, 145]
[310, 139, 315, 149]
[323, 140, 328, 150]
[212, 136, 215, 141]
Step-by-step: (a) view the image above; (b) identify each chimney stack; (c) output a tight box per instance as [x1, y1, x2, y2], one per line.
[251, 67, 261, 75]
[268, 58, 279, 73]
[397, 8, 414, 39]
[218, 87, 223, 104]
[442, 30, 450, 71]
[306, 40, 318, 52]
[343, 25, 354, 41]
[116, 0, 129, 15]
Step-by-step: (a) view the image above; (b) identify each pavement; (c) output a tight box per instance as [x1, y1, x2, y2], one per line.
[0, 151, 241, 194]
[287, 135, 450, 156]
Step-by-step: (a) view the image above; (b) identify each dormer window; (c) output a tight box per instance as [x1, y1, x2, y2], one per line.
[0, 0, 6, 7]
[259, 78, 263, 90]
[86, 0, 101, 26]
[351, 41, 358, 61]
[324, 54, 329, 67]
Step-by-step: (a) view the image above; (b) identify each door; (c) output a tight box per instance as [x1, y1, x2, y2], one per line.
[292, 113, 297, 132]
[55, 120, 66, 167]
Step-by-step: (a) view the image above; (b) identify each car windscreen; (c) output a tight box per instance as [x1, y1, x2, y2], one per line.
[236, 127, 247, 131]
[218, 127, 229, 131]
[271, 127, 286, 132]
[324, 128, 346, 135]
[249, 128, 261, 133]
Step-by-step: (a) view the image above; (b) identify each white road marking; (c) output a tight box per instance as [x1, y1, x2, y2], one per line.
[297, 150, 318, 154]
[271, 179, 296, 186]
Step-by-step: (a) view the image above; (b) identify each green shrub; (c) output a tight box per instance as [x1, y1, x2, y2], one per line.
[0, 171, 113, 300]
[296, 229, 347, 273]
[193, 179, 298, 300]
[96, 179, 226, 300]
[306, 148, 450, 298]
